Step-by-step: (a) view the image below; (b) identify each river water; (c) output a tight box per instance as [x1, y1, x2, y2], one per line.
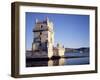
[26, 52, 89, 67]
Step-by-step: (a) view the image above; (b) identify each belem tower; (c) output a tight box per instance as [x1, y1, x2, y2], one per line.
[31, 17, 65, 58]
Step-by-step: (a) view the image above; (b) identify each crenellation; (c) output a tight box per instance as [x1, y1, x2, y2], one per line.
[32, 17, 65, 58]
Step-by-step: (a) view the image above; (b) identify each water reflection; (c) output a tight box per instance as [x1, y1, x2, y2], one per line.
[48, 59, 53, 66]
[48, 58, 65, 66]
[26, 52, 89, 67]
[59, 58, 65, 66]
[26, 57, 89, 67]
[26, 58, 65, 67]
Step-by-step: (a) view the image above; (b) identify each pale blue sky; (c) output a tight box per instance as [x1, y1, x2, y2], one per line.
[26, 12, 89, 50]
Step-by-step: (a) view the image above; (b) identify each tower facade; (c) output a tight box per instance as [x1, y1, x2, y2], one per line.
[32, 17, 54, 58]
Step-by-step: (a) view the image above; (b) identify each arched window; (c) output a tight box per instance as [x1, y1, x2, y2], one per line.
[41, 25, 43, 28]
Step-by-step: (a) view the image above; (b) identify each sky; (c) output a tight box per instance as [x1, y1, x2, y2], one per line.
[26, 12, 89, 50]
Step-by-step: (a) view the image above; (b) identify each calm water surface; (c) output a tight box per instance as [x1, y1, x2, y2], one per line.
[26, 52, 89, 67]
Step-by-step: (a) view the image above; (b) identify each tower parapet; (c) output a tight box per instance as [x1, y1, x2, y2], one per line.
[32, 17, 54, 58]
[31, 17, 65, 58]
[57, 43, 65, 56]
[53, 43, 65, 57]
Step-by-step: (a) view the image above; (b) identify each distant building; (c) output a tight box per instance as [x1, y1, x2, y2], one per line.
[32, 17, 65, 58]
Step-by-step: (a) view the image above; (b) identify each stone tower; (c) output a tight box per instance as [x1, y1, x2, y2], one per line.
[32, 17, 54, 58]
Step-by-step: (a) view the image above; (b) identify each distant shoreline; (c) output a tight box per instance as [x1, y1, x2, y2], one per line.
[26, 47, 89, 53]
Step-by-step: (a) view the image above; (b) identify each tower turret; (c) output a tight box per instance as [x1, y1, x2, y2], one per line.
[32, 17, 54, 58]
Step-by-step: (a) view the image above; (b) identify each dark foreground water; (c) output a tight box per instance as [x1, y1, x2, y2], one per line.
[26, 52, 89, 67]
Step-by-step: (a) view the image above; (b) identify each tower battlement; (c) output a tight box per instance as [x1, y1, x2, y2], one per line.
[32, 17, 65, 58]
